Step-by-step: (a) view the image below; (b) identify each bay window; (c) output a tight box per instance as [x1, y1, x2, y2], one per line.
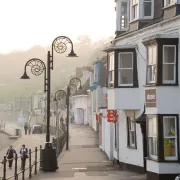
[144, 38, 178, 86]
[147, 114, 179, 162]
[118, 52, 133, 86]
[108, 52, 114, 87]
[148, 115, 158, 159]
[147, 45, 157, 84]
[127, 117, 137, 148]
[163, 45, 176, 84]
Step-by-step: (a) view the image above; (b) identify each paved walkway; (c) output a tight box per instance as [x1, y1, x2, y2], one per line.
[33, 124, 146, 180]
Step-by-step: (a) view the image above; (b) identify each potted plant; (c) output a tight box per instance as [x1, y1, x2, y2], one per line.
[164, 138, 173, 157]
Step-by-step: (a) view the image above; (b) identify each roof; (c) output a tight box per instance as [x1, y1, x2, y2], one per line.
[72, 79, 90, 96]
[103, 44, 138, 52]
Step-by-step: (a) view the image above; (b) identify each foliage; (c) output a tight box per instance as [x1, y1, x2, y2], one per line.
[0, 35, 114, 102]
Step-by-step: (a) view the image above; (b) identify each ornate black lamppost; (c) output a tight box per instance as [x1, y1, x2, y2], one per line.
[20, 36, 77, 172]
[66, 77, 82, 150]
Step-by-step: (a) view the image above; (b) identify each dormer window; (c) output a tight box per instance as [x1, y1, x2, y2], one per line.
[131, 0, 138, 20]
[120, 1, 128, 29]
[130, 0, 154, 22]
[116, 0, 129, 32]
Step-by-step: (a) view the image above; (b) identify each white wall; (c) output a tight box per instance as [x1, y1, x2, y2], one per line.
[118, 110, 144, 167]
[100, 108, 114, 160]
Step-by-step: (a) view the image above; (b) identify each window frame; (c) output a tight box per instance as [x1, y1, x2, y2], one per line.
[131, 0, 139, 21]
[143, 0, 154, 19]
[147, 114, 179, 162]
[127, 117, 137, 149]
[108, 52, 115, 87]
[147, 45, 157, 84]
[162, 45, 176, 84]
[147, 115, 158, 160]
[163, 116, 178, 161]
[118, 52, 134, 86]
[120, 1, 129, 30]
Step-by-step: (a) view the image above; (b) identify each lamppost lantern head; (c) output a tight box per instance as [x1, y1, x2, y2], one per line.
[67, 49, 78, 57]
[20, 71, 30, 79]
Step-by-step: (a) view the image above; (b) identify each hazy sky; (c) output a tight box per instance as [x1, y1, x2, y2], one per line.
[0, 0, 116, 53]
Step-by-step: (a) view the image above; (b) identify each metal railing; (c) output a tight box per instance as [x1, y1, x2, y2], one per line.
[0, 146, 41, 180]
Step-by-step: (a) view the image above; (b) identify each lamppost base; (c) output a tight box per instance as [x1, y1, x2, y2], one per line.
[40, 142, 59, 172]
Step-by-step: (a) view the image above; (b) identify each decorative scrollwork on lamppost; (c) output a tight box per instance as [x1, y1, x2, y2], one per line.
[21, 36, 77, 172]
[66, 77, 82, 150]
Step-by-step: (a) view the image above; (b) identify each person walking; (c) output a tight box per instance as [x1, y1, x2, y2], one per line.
[20, 144, 28, 170]
[24, 123, 28, 135]
[6, 145, 16, 169]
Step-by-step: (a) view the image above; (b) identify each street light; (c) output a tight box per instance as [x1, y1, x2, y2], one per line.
[20, 36, 77, 172]
[66, 77, 82, 150]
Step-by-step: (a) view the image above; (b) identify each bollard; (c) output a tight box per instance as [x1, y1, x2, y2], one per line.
[39, 145, 42, 168]
[14, 154, 18, 180]
[3, 156, 6, 180]
[29, 149, 32, 178]
[175, 175, 180, 180]
[34, 147, 37, 174]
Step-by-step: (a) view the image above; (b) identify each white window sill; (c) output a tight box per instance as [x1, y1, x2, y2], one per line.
[164, 156, 178, 161]
[142, 16, 154, 20]
[163, 3, 178, 9]
[130, 18, 139, 23]
[118, 84, 133, 87]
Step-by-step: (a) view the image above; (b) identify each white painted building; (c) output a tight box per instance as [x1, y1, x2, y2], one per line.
[105, 1, 180, 180]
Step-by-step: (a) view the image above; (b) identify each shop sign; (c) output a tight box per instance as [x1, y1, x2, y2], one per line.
[145, 89, 156, 107]
[107, 110, 118, 123]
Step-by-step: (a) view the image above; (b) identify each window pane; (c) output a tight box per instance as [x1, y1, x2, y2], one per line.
[149, 137, 158, 156]
[119, 69, 133, 84]
[148, 116, 157, 136]
[147, 65, 156, 82]
[130, 131, 135, 145]
[164, 138, 176, 157]
[164, 117, 176, 137]
[164, 46, 175, 63]
[163, 64, 175, 81]
[144, 2, 151, 16]
[119, 53, 133, 68]
[163, 117, 177, 158]
[121, 2, 128, 29]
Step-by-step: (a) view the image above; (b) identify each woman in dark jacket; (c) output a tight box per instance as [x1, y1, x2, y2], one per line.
[6, 145, 16, 169]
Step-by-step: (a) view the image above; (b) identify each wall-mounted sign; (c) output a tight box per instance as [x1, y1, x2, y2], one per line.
[145, 89, 156, 107]
[107, 110, 118, 123]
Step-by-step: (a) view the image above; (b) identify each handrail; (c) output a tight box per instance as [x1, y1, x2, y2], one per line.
[0, 132, 67, 180]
